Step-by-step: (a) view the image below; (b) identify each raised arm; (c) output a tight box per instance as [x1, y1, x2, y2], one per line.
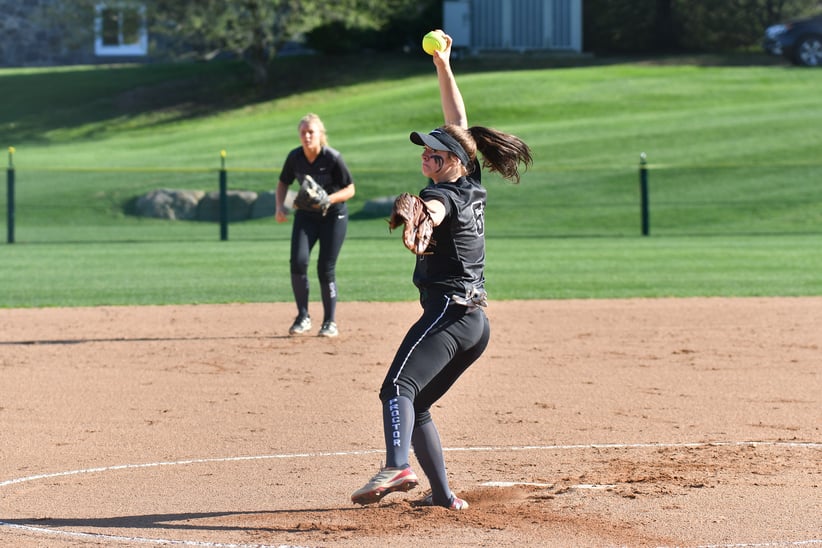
[432, 32, 467, 129]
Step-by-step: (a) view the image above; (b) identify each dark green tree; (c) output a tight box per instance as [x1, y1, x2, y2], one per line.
[654, 0, 679, 50]
[39, 0, 434, 84]
[147, 0, 431, 83]
[584, 0, 819, 53]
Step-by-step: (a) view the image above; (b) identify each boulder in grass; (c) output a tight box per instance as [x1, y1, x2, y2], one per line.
[135, 189, 205, 220]
[251, 190, 276, 219]
[196, 190, 258, 222]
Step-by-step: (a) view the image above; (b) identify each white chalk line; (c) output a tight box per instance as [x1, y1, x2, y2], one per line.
[1, 440, 820, 548]
[0, 449, 386, 489]
[2, 440, 820, 489]
[691, 543, 822, 548]
[483, 481, 618, 489]
[0, 522, 307, 548]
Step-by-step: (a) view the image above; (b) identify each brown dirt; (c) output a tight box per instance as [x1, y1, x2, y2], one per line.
[0, 298, 820, 547]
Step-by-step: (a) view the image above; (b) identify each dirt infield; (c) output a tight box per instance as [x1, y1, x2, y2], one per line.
[1, 298, 820, 548]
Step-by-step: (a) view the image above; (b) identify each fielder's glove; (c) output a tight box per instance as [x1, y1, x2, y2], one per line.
[388, 192, 434, 255]
[293, 175, 331, 215]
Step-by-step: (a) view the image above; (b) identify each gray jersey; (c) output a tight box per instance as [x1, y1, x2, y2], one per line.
[279, 145, 353, 215]
[414, 161, 486, 300]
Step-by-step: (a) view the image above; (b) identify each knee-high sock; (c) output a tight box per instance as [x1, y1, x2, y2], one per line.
[382, 395, 414, 468]
[320, 280, 337, 323]
[290, 272, 309, 318]
[411, 420, 451, 505]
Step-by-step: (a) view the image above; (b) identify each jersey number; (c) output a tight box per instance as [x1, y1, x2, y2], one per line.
[472, 201, 485, 236]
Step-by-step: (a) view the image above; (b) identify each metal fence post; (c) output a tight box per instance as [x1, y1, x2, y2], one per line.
[639, 152, 649, 236]
[7, 147, 15, 244]
[219, 150, 228, 241]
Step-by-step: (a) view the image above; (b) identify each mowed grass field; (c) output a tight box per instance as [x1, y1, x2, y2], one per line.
[1, 53, 821, 307]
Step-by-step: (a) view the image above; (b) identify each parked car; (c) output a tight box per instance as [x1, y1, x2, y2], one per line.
[763, 14, 822, 66]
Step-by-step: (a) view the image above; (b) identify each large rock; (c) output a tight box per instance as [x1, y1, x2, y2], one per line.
[196, 190, 258, 222]
[250, 191, 276, 219]
[135, 189, 205, 220]
[132, 188, 300, 222]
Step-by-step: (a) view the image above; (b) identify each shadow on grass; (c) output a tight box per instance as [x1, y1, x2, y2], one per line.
[0, 51, 792, 146]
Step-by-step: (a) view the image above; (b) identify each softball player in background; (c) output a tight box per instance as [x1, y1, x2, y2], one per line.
[351, 31, 532, 509]
[275, 113, 356, 338]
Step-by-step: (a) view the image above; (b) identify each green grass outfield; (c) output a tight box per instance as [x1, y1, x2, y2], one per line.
[2, 235, 821, 307]
[1, 53, 821, 307]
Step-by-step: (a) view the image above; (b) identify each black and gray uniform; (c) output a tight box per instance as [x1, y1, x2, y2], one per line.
[379, 160, 491, 505]
[279, 145, 354, 324]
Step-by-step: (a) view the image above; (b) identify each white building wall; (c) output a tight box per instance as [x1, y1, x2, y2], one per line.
[444, 0, 583, 53]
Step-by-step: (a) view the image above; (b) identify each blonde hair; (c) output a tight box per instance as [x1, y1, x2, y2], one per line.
[298, 113, 328, 147]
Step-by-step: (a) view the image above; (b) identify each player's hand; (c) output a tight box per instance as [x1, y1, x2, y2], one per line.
[431, 31, 453, 65]
[275, 208, 288, 223]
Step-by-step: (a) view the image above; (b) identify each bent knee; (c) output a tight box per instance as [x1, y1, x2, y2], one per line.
[379, 378, 417, 403]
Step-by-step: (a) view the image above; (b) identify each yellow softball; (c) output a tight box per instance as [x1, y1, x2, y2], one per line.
[422, 30, 446, 55]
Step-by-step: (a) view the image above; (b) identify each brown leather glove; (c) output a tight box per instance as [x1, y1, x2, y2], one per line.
[388, 193, 434, 255]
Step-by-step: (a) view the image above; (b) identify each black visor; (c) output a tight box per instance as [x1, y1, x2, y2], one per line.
[410, 128, 470, 167]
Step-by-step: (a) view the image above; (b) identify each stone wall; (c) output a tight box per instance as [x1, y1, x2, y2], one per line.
[0, 0, 95, 67]
[131, 189, 397, 222]
[133, 189, 283, 222]
[0, 0, 155, 68]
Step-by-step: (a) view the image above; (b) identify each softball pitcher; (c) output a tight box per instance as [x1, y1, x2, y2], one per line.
[351, 31, 532, 509]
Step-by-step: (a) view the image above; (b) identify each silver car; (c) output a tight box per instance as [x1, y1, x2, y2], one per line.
[763, 14, 822, 66]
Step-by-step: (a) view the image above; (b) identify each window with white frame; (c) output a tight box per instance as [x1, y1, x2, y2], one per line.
[94, 3, 148, 56]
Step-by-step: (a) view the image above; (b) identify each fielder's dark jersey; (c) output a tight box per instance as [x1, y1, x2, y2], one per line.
[414, 161, 486, 299]
[279, 145, 354, 215]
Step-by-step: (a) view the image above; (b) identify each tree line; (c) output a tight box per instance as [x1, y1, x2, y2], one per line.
[42, 0, 821, 84]
[584, 0, 821, 53]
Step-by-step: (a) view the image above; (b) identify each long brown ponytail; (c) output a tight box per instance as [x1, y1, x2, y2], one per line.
[442, 124, 533, 184]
